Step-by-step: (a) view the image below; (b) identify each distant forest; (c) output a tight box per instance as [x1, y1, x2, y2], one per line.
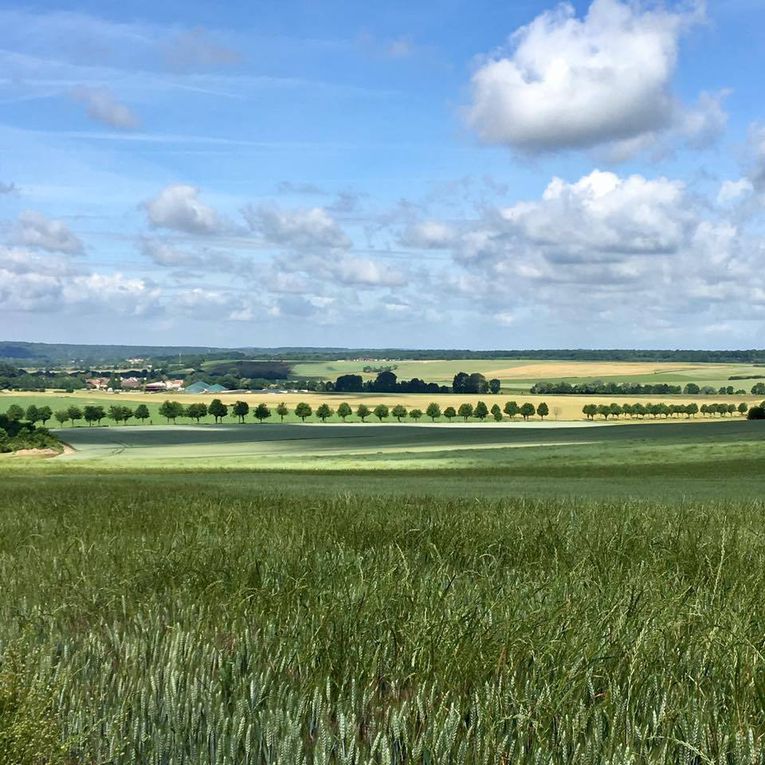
[2, 341, 764, 366]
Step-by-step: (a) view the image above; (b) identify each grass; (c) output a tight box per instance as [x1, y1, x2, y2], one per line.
[4, 474, 765, 762]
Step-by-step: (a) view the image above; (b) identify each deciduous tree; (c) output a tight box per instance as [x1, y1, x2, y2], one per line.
[337, 402, 352, 421]
[295, 402, 313, 422]
[373, 404, 389, 422]
[255, 403, 272, 422]
[316, 403, 333, 422]
[391, 404, 407, 422]
[208, 399, 228, 423]
[458, 403, 473, 421]
[426, 403, 441, 422]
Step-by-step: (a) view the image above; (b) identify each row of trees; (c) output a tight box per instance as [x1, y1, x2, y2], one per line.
[20, 399, 553, 426]
[581, 402, 755, 419]
[331, 371, 502, 395]
[532, 381, 755, 396]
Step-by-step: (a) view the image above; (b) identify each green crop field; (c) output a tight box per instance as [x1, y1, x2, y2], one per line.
[3, 411, 765, 762]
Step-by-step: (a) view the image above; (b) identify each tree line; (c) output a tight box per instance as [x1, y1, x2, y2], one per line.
[29, 398, 552, 426]
[0, 406, 61, 452]
[581, 402, 761, 419]
[532, 381, 756, 396]
[332, 371, 502, 395]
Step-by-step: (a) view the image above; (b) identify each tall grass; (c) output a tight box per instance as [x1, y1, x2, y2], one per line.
[2, 478, 765, 762]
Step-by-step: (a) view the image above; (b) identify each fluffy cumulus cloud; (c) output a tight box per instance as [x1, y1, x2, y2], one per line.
[71, 86, 139, 130]
[393, 167, 765, 336]
[0, 245, 158, 314]
[243, 205, 351, 251]
[499, 170, 691, 261]
[467, 0, 701, 152]
[13, 211, 84, 254]
[144, 185, 224, 235]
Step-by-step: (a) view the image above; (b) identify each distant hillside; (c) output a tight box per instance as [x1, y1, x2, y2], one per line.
[2, 341, 764, 365]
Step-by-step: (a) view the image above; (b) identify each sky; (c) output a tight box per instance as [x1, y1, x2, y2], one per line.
[1, 0, 764, 349]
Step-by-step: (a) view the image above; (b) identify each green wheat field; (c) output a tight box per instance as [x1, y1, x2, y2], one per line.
[2, 420, 765, 763]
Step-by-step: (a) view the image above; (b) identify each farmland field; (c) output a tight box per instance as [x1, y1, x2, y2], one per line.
[3, 395, 765, 762]
[290, 357, 765, 390]
[2, 388, 761, 424]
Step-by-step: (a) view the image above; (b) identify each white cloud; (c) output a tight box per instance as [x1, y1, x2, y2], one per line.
[72, 86, 139, 130]
[400, 220, 456, 249]
[499, 170, 690, 261]
[467, 0, 702, 152]
[13, 211, 84, 254]
[717, 178, 754, 205]
[243, 204, 351, 250]
[144, 184, 224, 235]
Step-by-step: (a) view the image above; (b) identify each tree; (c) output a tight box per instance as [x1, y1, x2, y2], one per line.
[373, 404, 390, 422]
[582, 404, 597, 420]
[295, 402, 313, 422]
[108, 405, 133, 425]
[6, 404, 24, 421]
[748, 406, 765, 420]
[407, 408, 422, 421]
[371, 371, 398, 393]
[537, 402, 549, 420]
[186, 403, 208, 423]
[254, 403, 272, 422]
[391, 404, 407, 422]
[686, 403, 699, 418]
[67, 406, 83, 426]
[443, 406, 456, 422]
[488, 378, 501, 394]
[316, 403, 333, 422]
[232, 400, 250, 423]
[334, 374, 364, 392]
[458, 403, 473, 421]
[276, 402, 289, 422]
[159, 400, 183, 424]
[54, 409, 70, 426]
[209, 398, 228, 423]
[356, 404, 371, 422]
[738, 402, 749, 416]
[135, 404, 150, 423]
[519, 403, 535, 420]
[609, 403, 623, 419]
[83, 405, 105, 426]
[752, 383, 765, 396]
[504, 401, 520, 419]
[491, 403, 503, 421]
[25, 405, 40, 424]
[37, 406, 52, 425]
[337, 402, 352, 422]
[475, 401, 489, 420]
[683, 383, 700, 395]
[425, 402, 441, 422]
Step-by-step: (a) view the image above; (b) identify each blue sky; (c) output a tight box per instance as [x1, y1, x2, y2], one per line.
[1, 0, 764, 348]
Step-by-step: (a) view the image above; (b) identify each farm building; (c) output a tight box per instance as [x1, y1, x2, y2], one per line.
[182, 381, 229, 394]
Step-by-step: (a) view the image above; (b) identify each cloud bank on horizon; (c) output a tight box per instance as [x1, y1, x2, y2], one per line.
[0, 0, 763, 348]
